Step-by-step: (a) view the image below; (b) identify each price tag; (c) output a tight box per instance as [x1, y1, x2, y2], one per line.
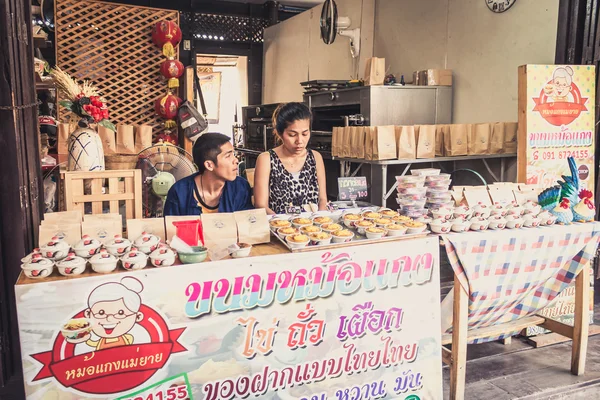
[337, 177, 368, 201]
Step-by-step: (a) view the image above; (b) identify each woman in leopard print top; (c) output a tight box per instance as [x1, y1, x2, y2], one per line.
[254, 103, 328, 214]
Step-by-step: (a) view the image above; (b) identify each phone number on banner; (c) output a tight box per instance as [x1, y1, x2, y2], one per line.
[532, 149, 590, 161]
[123, 384, 189, 400]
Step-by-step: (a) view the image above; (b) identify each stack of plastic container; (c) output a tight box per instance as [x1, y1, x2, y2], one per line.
[395, 176, 427, 219]
[424, 173, 453, 210]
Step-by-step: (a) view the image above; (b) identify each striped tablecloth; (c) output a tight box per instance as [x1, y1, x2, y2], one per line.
[441, 222, 600, 343]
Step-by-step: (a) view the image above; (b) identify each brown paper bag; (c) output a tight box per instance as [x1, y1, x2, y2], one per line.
[58, 123, 73, 155]
[234, 209, 270, 245]
[364, 127, 375, 160]
[201, 213, 238, 250]
[116, 125, 136, 154]
[135, 125, 153, 153]
[127, 218, 166, 242]
[82, 219, 122, 244]
[395, 126, 416, 159]
[373, 126, 397, 160]
[84, 213, 121, 222]
[364, 57, 385, 86]
[342, 126, 353, 158]
[98, 126, 117, 155]
[39, 223, 81, 247]
[331, 127, 339, 157]
[445, 124, 469, 156]
[355, 126, 366, 159]
[490, 122, 505, 154]
[435, 125, 448, 157]
[504, 122, 518, 153]
[349, 127, 358, 158]
[469, 123, 490, 155]
[43, 210, 82, 224]
[416, 125, 435, 159]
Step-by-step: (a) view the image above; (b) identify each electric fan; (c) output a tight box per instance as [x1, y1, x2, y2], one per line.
[320, 0, 361, 58]
[136, 143, 197, 217]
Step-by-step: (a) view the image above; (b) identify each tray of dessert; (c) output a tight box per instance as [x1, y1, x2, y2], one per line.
[269, 207, 430, 253]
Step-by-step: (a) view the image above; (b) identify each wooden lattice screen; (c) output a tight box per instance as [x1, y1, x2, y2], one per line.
[55, 0, 179, 139]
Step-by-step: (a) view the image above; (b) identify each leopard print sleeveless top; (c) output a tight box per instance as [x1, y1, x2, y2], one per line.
[268, 149, 319, 214]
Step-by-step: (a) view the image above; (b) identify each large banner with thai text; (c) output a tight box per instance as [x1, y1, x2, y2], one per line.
[518, 65, 595, 195]
[15, 238, 442, 400]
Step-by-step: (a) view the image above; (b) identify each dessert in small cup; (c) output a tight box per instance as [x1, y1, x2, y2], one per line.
[277, 226, 299, 240]
[40, 236, 71, 261]
[403, 221, 427, 234]
[429, 218, 452, 234]
[89, 249, 119, 273]
[121, 247, 149, 271]
[450, 218, 470, 233]
[72, 235, 102, 259]
[386, 223, 408, 236]
[56, 253, 86, 276]
[471, 203, 491, 219]
[505, 216, 524, 229]
[469, 217, 489, 231]
[312, 216, 333, 226]
[523, 213, 542, 228]
[149, 245, 177, 267]
[488, 216, 507, 230]
[331, 229, 355, 243]
[134, 232, 161, 254]
[300, 225, 322, 235]
[379, 208, 400, 218]
[362, 211, 382, 221]
[343, 213, 363, 228]
[291, 217, 313, 229]
[309, 232, 332, 246]
[321, 223, 344, 234]
[286, 234, 311, 249]
[269, 218, 291, 232]
[355, 220, 375, 236]
[21, 254, 54, 279]
[60, 318, 92, 341]
[104, 235, 132, 257]
[365, 227, 387, 240]
[374, 218, 393, 228]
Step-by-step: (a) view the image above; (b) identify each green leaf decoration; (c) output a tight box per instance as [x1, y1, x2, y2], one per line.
[59, 100, 73, 109]
[99, 119, 116, 132]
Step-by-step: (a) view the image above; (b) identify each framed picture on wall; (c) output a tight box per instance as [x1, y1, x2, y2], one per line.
[197, 71, 222, 124]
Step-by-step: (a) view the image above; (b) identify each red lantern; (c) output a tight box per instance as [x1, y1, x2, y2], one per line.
[160, 59, 184, 89]
[157, 132, 179, 146]
[155, 92, 182, 129]
[152, 21, 182, 58]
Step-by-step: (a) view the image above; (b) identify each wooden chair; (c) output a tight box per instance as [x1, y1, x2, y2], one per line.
[63, 169, 143, 219]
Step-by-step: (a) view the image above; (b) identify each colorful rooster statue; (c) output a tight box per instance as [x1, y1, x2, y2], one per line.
[572, 189, 596, 222]
[551, 198, 574, 224]
[557, 157, 580, 205]
[538, 186, 561, 211]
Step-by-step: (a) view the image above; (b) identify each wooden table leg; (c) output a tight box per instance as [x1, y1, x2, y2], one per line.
[450, 275, 468, 400]
[572, 265, 590, 375]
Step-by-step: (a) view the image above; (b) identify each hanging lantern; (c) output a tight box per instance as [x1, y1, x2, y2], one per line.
[152, 21, 182, 58]
[157, 132, 179, 146]
[155, 92, 181, 129]
[160, 58, 184, 89]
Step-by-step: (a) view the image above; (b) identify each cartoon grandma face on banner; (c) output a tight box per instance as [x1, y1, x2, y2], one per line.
[67, 277, 145, 350]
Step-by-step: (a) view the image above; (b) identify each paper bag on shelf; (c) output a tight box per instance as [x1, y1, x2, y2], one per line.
[469, 123, 490, 155]
[435, 124, 448, 157]
[43, 210, 82, 224]
[82, 219, 122, 244]
[463, 186, 492, 207]
[490, 122, 505, 154]
[57, 123, 74, 156]
[98, 125, 116, 155]
[504, 122, 518, 154]
[135, 125, 153, 153]
[349, 127, 358, 158]
[364, 57, 385, 86]
[331, 127, 339, 157]
[445, 124, 469, 156]
[38, 223, 81, 247]
[373, 126, 397, 160]
[416, 125, 435, 159]
[84, 213, 121, 222]
[354, 126, 366, 159]
[341, 126, 351, 158]
[201, 213, 238, 250]
[116, 124, 136, 154]
[127, 218, 166, 243]
[395, 126, 416, 160]
[234, 209, 270, 245]
[488, 186, 516, 205]
[364, 126, 375, 160]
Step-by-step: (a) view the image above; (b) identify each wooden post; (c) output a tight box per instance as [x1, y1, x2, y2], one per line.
[450, 276, 468, 400]
[571, 265, 590, 375]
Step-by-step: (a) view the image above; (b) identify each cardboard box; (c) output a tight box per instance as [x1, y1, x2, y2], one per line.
[427, 69, 452, 86]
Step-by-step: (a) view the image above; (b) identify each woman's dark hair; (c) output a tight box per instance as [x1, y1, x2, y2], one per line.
[192, 132, 231, 174]
[272, 102, 312, 138]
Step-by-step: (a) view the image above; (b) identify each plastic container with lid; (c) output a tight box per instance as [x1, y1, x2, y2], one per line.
[21, 254, 54, 279]
[134, 232, 161, 254]
[104, 235, 132, 257]
[56, 253, 87, 276]
[40, 236, 71, 261]
[149, 245, 176, 267]
[72, 235, 102, 259]
[89, 249, 118, 274]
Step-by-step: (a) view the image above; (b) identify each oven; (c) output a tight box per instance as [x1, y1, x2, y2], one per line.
[242, 103, 280, 153]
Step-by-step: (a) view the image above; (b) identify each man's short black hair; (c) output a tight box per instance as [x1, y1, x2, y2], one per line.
[192, 132, 231, 174]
